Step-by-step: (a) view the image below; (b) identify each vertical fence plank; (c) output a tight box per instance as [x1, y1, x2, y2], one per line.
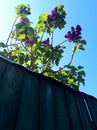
[14, 71, 40, 130]
[0, 61, 24, 130]
[74, 92, 94, 130]
[84, 95, 97, 129]
[40, 77, 72, 130]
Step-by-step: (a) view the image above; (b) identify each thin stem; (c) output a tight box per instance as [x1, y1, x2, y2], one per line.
[39, 27, 46, 42]
[30, 49, 33, 68]
[5, 16, 18, 58]
[6, 17, 18, 48]
[54, 40, 67, 47]
[67, 49, 75, 66]
[51, 28, 54, 46]
[51, 28, 54, 61]
[5, 42, 21, 46]
[56, 45, 76, 72]
[41, 59, 51, 74]
[21, 42, 31, 53]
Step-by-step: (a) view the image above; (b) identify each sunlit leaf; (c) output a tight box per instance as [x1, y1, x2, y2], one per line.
[39, 13, 47, 21]
[18, 34, 25, 40]
[72, 46, 79, 52]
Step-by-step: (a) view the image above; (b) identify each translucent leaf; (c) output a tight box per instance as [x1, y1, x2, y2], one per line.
[39, 13, 47, 21]
[72, 46, 79, 52]
[68, 78, 74, 84]
[38, 26, 45, 34]
[18, 34, 25, 40]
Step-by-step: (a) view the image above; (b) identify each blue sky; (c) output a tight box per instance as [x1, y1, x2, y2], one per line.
[0, 0, 97, 98]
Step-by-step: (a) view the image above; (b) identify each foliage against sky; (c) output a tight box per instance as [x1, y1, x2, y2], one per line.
[0, 4, 86, 90]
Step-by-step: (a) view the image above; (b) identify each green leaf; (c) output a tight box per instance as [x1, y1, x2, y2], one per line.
[68, 78, 74, 84]
[28, 27, 34, 34]
[18, 34, 25, 40]
[72, 46, 79, 52]
[57, 5, 64, 11]
[80, 70, 86, 77]
[15, 23, 24, 30]
[31, 43, 37, 51]
[0, 42, 6, 48]
[39, 13, 47, 21]
[0, 49, 7, 57]
[79, 45, 85, 50]
[38, 26, 45, 34]
[47, 27, 53, 35]
[80, 40, 87, 45]
[78, 66, 84, 70]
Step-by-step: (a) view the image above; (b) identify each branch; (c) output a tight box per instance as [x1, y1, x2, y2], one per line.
[54, 40, 67, 47]
[21, 42, 31, 53]
[41, 59, 51, 74]
[6, 16, 18, 52]
[51, 28, 54, 61]
[39, 26, 46, 42]
[56, 45, 76, 72]
[5, 42, 21, 46]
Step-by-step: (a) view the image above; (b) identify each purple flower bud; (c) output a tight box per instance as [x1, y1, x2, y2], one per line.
[43, 38, 50, 44]
[48, 14, 55, 21]
[22, 37, 29, 42]
[71, 26, 75, 33]
[76, 25, 82, 31]
[20, 18, 26, 24]
[65, 31, 71, 38]
[51, 7, 57, 15]
[28, 40, 34, 47]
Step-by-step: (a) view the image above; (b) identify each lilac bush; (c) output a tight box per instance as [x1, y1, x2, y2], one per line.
[0, 4, 86, 90]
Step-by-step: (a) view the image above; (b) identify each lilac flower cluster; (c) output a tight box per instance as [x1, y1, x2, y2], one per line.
[47, 7, 58, 22]
[47, 7, 65, 27]
[22, 37, 34, 47]
[65, 25, 82, 42]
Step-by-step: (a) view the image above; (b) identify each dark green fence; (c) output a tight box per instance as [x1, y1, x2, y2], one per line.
[0, 56, 97, 130]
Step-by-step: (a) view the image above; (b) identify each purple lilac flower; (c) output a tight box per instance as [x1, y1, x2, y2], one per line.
[47, 7, 66, 28]
[65, 25, 82, 42]
[28, 40, 34, 47]
[43, 38, 50, 44]
[51, 7, 57, 15]
[76, 25, 82, 31]
[47, 7, 58, 23]
[20, 18, 26, 24]
[22, 37, 29, 42]
[22, 37, 34, 47]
